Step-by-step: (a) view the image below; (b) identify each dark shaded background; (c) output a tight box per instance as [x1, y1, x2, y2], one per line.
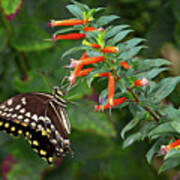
[0, 0, 180, 179]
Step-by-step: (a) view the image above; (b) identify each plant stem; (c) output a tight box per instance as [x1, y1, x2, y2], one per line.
[127, 88, 160, 123]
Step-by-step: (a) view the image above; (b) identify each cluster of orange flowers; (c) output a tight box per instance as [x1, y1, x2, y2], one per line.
[49, 18, 149, 111]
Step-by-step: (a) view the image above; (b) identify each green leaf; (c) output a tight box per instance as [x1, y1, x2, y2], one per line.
[121, 112, 146, 139]
[150, 77, 180, 103]
[134, 58, 171, 71]
[122, 132, 141, 148]
[148, 122, 175, 138]
[135, 67, 168, 79]
[71, 0, 90, 11]
[0, 28, 7, 51]
[146, 138, 167, 164]
[123, 38, 146, 47]
[61, 46, 89, 60]
[171, 120, 180, 134]
[107, 29, 133, 45]
[68, 100, 116, 137]
[118, 45, 145, 59]
[164, 149, 180, 160]
[10, 23, 53, 51]
[96, 15, 119, 27]
[159, 157, 180, 173]
[105, 25, 130, 39]
[0, 0, 23, 18]
[13, 71, 50, 93]
[66, 81, 91, 101]
[66, 4, 83, 18]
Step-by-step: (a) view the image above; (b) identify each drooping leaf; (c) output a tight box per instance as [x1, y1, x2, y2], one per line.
[146, 138, 167, 164]
[96, 15, 119, 27]
[121, 112, 146, 139]
[122, 132, 141, 148]
[148, 122, 175, 138]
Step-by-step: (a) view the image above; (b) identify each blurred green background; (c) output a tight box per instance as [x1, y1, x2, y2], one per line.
[0, 0, 180, 179]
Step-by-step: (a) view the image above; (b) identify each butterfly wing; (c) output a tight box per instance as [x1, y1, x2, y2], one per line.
[0, 92, 71, 164]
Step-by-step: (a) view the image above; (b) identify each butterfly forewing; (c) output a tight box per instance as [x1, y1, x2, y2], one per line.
[0, 92, 71, 164]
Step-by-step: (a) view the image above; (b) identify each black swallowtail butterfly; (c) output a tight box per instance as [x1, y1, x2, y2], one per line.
[0, 87, 71, 164]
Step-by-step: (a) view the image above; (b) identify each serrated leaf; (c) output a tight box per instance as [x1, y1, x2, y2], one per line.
[10, 24, 53, 51]
[121, 112, 146, 139]
[150, 76, 180, 103]
[105, 25, 129, 39]
[148, 122, 175, 138]
[171, 120, 180, 134]
[0, 0, 23, 20]
[122, 132, 141, 148]
[61, 46, 89, 59]
[96, 15, 119, 27]
[66, 4, 83, 18]
[68, 101, 116, 137]
[135, 67, 168, 79]
[107, 29, 133, 45]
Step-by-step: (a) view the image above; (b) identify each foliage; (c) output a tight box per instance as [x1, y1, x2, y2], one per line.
[0, 0, 180, 180]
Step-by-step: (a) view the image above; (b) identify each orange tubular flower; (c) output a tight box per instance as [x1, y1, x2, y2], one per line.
[82, 40, 101, 48]
[108, 73, 115, 106]
[134, 78, 149, 87]
[83, 27, 95, 32]
[160, 139, 180, 155]
[95, 97, 126, 111]
[68, 52, 88, 85]
[96, 72, 115, 106]
[49, 19, 89, 27]
[101, 46, 119, 53]
[52, 33, 86, 40]
[120, 61, 131, 69]
[78, 68, 94, 76]
[79, 56, 105, 66]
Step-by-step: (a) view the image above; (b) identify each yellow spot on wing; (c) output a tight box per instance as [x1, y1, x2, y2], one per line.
[18, 130, 23, 134]
[14, 120, 20, 124]
[48, 157, 53, 163]
[40, 150, 47, 156]
[0, 122, 3, 126]
[4, 123, 9, 128]
[11, 127, 16, 131]
[21, 122, 27, 127]
[33, 140, 39, 146]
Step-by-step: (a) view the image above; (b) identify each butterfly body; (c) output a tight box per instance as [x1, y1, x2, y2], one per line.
[0, 88, 71, 164]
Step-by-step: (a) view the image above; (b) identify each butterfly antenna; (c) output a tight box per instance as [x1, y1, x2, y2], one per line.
[37, 71, 52, 91]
